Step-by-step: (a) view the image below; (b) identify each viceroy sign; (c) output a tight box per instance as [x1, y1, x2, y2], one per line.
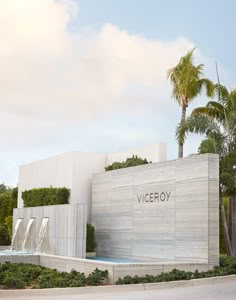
[137, 192, 171, 203]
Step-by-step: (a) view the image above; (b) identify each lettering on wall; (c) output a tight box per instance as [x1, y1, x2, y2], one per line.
[137, 192, 171, 203]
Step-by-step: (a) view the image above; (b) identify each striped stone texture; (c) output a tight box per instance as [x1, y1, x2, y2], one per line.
[92, 154, 219, 266]
[13, 204, 87, 258]
[39, 254, 209, 284]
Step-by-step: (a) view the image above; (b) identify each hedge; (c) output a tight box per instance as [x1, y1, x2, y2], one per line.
[22, 187, 70, 207]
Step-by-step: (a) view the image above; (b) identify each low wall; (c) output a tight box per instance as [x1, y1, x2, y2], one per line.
[0, 253, 211, 284]
[0, 246, 10, 250]
[40, 254, 210, 284]
[0, 254, 40, 265]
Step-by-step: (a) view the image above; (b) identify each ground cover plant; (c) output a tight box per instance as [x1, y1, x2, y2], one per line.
[0, 262, 108, 289]
[116, 256, 236, 285]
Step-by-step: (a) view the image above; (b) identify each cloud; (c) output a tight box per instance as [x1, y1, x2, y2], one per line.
[0, 0, 193, 122]
[0, 0, 199, 183]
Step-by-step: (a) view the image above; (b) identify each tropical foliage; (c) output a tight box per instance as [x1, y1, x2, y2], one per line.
[168, 47, 214, 158]
[176, 84, 236, 255]
[0, 184, 17, 245]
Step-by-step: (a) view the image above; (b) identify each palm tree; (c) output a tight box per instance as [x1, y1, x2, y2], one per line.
[168, 47, 215, 158]
[176, 85, 236, 256]
[183, 85, 236, 155]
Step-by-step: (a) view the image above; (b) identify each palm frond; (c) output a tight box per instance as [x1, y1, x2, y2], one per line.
[176, 114, 222, 145]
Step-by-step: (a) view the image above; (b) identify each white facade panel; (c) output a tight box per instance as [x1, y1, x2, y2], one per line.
[92, 154, 219, 266]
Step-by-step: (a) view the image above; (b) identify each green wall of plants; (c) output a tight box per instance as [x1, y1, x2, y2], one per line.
[22, 187, 70, 207]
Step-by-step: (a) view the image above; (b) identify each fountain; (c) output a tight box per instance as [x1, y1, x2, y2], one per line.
[36, 218, 49, 253]
[10, 218, 23, 250]
[21, 218, 35, 252]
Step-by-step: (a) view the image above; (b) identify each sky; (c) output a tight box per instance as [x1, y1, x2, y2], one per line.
[0, 0, 236, 185]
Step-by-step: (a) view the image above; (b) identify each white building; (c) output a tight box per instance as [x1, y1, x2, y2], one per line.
[17, 143, 167, 222]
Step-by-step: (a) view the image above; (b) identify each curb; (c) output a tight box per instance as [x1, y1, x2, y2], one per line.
[1, 274, 236, 298]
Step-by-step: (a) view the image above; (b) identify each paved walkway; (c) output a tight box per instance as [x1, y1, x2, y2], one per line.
[1, 281, 236, 300]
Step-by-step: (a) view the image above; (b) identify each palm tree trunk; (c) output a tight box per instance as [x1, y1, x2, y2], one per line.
[220, 195, 233, 256]
[228, 197, 233, 246]
[178, 104, 187, 158]
[230, 197, 236, 255]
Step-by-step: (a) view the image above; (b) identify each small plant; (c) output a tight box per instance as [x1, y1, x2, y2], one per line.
[86, 224, 97, 252]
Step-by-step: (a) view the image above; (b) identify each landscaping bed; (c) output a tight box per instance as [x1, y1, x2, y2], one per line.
[116, 256, 236, 284]
[0, 262, 108, 289]
[1, 256, 236, 289]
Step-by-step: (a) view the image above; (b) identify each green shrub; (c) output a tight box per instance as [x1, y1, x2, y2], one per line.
[105, 155, 151, 171]
[2, 274, 26, 289]
[116, 257, 236, 285]
[0, 262, 108, 289]
[0, 223, 10, 245]
[5, 216, 13, 239]
[0, 188, 17, 245]
[22, 187, 70, 207]
[86, 224, 97, 252]
[87, 268, 108, 285]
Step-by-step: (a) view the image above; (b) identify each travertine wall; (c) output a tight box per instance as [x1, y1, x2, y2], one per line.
[13, 204, 87, 257]
[92, 154, 219, 266]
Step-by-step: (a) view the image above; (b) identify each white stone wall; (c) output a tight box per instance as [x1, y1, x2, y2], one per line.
[92, 154, 219, 266]
[13, 204, 87, 258]
[39, 254, 209, 284]
[17, 152, 106, 222]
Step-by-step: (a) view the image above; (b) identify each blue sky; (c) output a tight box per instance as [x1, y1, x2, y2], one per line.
[0, 0, 235, 185]
[75, 0, 235, 72]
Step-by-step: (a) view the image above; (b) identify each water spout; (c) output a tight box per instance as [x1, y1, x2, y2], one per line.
[36, 218, 49, 253]
[21, 218, 35, 252]
[11, 218, 23, 250]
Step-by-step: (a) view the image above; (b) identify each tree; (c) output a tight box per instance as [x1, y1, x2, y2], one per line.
[0, 187, 17, 245]
[168, 47, 214, 158]
[0, 183, 7, 193]
[105, 155, 150, 171]
[176, 85, 236, 255]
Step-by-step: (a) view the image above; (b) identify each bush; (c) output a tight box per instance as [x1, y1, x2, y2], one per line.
[0, 223, 10, 245]
[86, 224, 97, 252]
[2, 274, 26, 289]
[116, 256, 236, 285]
[5, 216, 13, 239]
[0, 262, 108, 289]
[105, 155, 151, 171]
[22, 187, 70, 207]
[0, 187, 17, 245]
